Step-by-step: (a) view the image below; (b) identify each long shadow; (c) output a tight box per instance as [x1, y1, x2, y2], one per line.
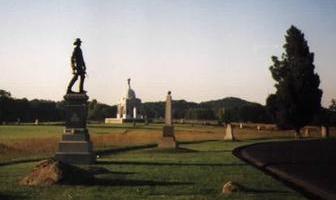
[144, 147, 199, 153]
[202, 150, 233, 153]
[149, 192, 203, 196]
[178, 140, 220, 145]
[0, 193, 26, 200]
[0, 158, 48, 167]
[0, 145, 159, 167]
[234, 183, 291, 194]
[87, 166, 136, 175]
[62, 178, 193, 187]
[97, 144, 157, 156]
[97, 160, 246, 167]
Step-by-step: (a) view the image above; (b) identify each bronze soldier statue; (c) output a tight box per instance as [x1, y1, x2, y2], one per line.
[67, 38, 86, 93]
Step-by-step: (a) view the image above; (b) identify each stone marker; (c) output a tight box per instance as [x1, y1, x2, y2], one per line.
[239, 123, 243, 129]
[158, 91, 177, 148]
[304, 127, 310, 137]
[321, 126, 329, 138]
[35, 119, 39, 125]
[224, 123, 234, 141]
[144, 116, 149, 125]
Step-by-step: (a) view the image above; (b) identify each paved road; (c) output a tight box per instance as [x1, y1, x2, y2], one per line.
[233, 139, 336, 200]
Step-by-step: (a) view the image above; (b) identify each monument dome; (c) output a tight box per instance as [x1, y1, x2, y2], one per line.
[126, 79, 136, 99]
[115, 78, 143, 120]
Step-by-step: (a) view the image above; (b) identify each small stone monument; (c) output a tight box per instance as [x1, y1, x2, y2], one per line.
[321, 126, 329, 138]
[224, 123, 234, 141]
[304, 127, 310, 137]
[34, 119, 39, 125]
[239, 123, 243, 129]
[55, 93, 95, 164]
[158, 91, 177, 149]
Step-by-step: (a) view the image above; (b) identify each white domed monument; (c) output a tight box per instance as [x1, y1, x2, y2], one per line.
[105, 78, 143, 124]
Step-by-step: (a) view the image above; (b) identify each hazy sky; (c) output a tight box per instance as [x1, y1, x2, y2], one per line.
[0, 0, 335, 106]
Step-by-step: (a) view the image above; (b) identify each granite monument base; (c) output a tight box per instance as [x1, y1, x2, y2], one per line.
[158, 126, 177, 149]
[55, 128, 95, 164]
[55, 93, 95, 165]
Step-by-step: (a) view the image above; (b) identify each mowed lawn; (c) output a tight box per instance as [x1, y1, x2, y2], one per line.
[0, 140, 305, 200]
[0, 124, 226, 163]
[0, 124, 308, 199]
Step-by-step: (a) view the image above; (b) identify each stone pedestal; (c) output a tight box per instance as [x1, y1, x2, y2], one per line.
[159, 125, 176, 148]
[304, 128, 310, 137]
[55, 93, 95, 164]
[224, 123, 234, 141]
[321, 126, 329, 138]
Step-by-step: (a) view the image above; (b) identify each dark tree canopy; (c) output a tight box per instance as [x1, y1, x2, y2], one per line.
[266, 25, 322, 132]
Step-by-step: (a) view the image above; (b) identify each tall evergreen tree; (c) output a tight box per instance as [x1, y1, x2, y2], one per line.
[266, 25, 322, 136]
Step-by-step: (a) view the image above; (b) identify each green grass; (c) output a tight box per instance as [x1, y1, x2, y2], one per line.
[0, 141, 304, 200]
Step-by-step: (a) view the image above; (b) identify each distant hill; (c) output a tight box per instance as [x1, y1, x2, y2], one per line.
[142, 97, 271, 123]
[200, 97, 260, 110]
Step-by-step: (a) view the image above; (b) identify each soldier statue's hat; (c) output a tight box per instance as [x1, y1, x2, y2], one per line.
[73, 38, 82, 45]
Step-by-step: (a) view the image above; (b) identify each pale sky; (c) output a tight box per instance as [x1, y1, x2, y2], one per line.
[0, 0, 335, 106]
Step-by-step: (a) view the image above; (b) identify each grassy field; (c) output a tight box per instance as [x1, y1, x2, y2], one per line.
[0, 140, 305, 200]
[0, 123, 326, 164]
[0, 123, 327, 199]
[0, 124, 225, 163]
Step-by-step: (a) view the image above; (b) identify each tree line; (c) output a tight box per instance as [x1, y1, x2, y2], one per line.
[1, 88, 335, 126]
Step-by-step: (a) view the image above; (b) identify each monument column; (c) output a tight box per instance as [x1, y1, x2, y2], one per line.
[158, 91, 177, 148]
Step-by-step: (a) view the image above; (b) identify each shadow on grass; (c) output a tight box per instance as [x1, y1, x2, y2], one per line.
[97, 160, 246, 167]
[0, 157, 48, 167]
[237, 183, 291, 194]
[201, 150, 233, 153]
[62, 177, 193, 187]
[144, 147, 199, 153]
[0, 193, 26, 200]
[88, 166, 136, 176]
[93, 178, 193, 187]
[178, 140, 219, 145]
[97, 144, 157, 156]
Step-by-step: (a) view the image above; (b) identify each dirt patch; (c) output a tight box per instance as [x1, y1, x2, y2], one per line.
[222, 181, 242, 194]
[19, 159, 94, 186]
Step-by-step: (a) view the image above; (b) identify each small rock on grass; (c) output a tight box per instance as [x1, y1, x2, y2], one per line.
[222, 181, 241, 194]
